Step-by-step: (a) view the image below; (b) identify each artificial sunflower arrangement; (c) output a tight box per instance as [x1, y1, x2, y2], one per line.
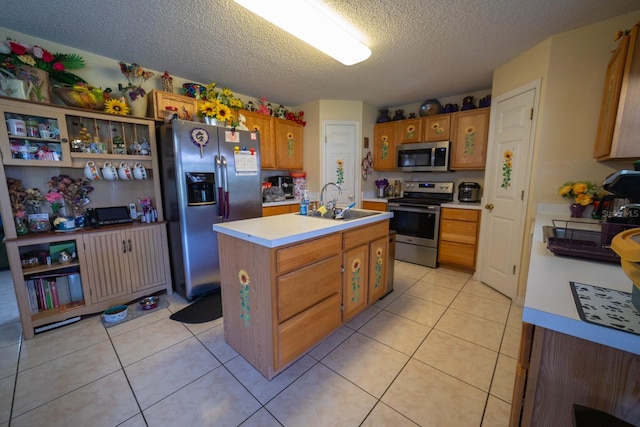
[203, 82, 243, 123]
[104, 98, 130, 115]
[198, 99, 234, 123]
[0, 37, 86, 85]
[558, 181, 600, 206]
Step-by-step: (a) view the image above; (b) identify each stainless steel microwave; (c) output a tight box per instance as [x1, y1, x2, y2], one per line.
[397, 141, 450, 172]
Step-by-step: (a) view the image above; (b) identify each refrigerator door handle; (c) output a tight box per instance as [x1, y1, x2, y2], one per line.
[221, 155, 230, 220]
[215, 155, 225, 219]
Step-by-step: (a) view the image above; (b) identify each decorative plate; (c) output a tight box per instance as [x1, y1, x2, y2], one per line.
[419, 99, 442, 117]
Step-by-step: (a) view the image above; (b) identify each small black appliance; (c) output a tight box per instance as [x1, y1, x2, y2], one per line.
[458, 182, 481, 202]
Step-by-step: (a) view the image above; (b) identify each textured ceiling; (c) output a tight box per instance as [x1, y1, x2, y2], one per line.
[1, 0, 638, 108]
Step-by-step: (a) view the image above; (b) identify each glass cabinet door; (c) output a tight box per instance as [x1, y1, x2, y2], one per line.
[0, 100, 71, 166]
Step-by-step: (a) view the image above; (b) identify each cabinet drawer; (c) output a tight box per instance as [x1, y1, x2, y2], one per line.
[343, 220, 389, 250]
[262, 205, 291, 217]
[277, 234, 341, 274]
[438, 241, 476, 268]
[277, 293, 341, 368]
[441, 208, 480, 222]
[277, 254, 341, 322]
[362, 201, 388, 211]
[440, 220, 478, 245]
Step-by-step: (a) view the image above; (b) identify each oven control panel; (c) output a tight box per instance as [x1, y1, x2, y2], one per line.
[403, 181, 454, 194]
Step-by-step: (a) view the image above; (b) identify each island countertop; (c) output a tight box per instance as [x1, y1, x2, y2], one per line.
[213, 210, 393, 248]
[524, 204, 639, 355]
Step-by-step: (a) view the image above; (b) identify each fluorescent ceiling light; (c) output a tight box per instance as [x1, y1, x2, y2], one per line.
[234, 0, 371, 66]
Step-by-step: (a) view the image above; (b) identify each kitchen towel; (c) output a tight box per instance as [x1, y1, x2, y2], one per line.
[569, 281, 640, 335]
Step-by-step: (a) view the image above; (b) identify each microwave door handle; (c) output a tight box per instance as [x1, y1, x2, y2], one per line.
[221, 155, 230, 220]
[215, 155, 225, 219]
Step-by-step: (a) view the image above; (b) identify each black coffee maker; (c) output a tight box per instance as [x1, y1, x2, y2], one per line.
[600, 170, 640, 238]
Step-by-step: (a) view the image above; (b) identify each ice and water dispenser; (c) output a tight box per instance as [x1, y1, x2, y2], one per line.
[186, 172, 215, 206]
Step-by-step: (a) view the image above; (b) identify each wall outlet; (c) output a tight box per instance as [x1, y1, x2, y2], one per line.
[129, 203, 137, 219]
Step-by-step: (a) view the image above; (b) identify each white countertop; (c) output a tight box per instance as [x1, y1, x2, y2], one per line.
[441, 201, 482, 210]
[524, 205, 639, 355]
[214, 210, 393, 248]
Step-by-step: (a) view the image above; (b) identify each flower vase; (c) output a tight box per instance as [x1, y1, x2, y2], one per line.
[569, 203, 585, 218]
[128, 95, 148, 117]
[16, 65, 51, 103]
[377, 187, 385, 198]
[14, 216, 28, 236]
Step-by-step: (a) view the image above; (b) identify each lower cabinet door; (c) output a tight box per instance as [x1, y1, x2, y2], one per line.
[277, 293, 341, 369]
[343, 245, 369, 321]
[83, 230, 131, 303]
[125, 226, 167, 293]
[368, 236, 389, 303]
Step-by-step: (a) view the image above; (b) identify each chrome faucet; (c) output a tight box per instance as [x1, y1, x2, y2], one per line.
[320, 182, 342, 209]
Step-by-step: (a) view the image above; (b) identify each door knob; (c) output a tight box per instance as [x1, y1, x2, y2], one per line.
[484, 203, 494, 210]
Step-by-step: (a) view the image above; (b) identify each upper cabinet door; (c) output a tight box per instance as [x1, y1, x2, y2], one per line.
[241, 110, 276, 169]
[398, 118, 423, 144]
[593, 24, 640, 160]
[373, 122, 397, 170]
[0, 100, 71, 167]
[450, 108, 490, 170]
[423, 114, 452, 141]
[275, 118, 303, 170]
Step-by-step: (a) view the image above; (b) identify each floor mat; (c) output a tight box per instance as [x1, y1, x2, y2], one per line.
[169, 291, 222, 324]
[101, 298, 170, 328]
[569, 281, 640, 335]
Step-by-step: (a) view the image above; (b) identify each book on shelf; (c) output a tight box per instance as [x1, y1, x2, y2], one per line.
[27, 272, 83, 313]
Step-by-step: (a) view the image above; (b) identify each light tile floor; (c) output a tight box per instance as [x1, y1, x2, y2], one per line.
[0, 262, 522, 427]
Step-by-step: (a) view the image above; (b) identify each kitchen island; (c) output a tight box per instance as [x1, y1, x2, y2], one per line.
[510, 204, 640, 426]
[213, 210, 393, 379]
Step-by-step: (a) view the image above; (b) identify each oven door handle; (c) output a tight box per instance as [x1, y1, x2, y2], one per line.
[388, 203, 440, 213]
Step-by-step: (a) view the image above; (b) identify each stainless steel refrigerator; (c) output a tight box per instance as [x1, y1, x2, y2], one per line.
[158, 120, 262, 300]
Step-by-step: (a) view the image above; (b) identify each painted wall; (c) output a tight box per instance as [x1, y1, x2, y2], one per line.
[490, 11, 640, 301]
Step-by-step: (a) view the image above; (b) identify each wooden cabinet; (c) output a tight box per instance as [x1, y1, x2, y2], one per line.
[241, 110, 276, 169]
[510, 324, 640, 426]
[262, 204, 293, 217]
[362, 201, 388, 211]
[147, 90, 199, 121]
[0, 98, 172, 339]
[83, 224, 167, 303]
[373, 121, 398, 170]
[0, 100, 72, 167]
[593, 23, 640, 160]
[275, 118, 304, 170]
[398, 117, 422, 144]
[423, 114, 451, 141]
[218, 219, 389, 379]
[450, 107, 490, 170]
[438, 207, 481, 269]
[342, 220, 388, 321]
[367, 236, 389, 303]
[238, 110, 303, 170]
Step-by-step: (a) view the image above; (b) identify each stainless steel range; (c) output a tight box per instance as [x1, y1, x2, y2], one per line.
[387, 181, 454, 268]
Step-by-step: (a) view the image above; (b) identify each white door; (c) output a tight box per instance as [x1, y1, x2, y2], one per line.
[323, 122, 359, 206]
[477, 82, 539, 300]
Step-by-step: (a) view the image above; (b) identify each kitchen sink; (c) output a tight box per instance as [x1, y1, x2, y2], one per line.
[301, 209, 380, 221]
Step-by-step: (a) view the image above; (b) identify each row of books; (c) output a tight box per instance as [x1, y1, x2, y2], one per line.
[26, 273, 83, 313]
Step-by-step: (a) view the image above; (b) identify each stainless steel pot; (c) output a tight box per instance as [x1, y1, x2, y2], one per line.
[458, 182, 481, 202]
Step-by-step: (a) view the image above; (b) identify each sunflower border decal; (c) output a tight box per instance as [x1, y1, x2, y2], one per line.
[351, 258, 362, 303]
[406, 124, 415, 139]
[464, 126, 476, 156]
[374, 247, 383, 289]
[381, 136, 389, 160]
[287, 132, 294, 157]
[501, 150, 513, 189]
[336, 159, 344, 185]
[238, 269, 251, 327]
[431, 122, 444, 135]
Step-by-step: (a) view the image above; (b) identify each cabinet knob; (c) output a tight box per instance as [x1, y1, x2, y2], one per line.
[484, 203, 494, 211]
[128, 239, 132, 252]
[122, 240, 127, 253]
